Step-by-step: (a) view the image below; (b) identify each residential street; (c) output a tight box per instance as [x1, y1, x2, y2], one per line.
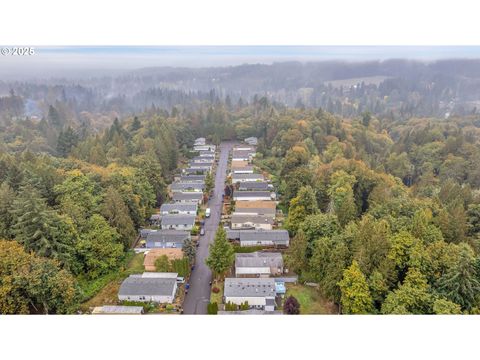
[183, 141, 234, 314]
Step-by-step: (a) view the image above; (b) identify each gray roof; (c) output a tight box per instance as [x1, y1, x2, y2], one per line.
[234, 191, 272, 199]
[170, 182, 205, 191]
[161, 214, 196, 226]
[238, 181, 270, 190]
[232, 173, 264, 181]
[160, 203, 198, 213]
[224, 278, 276, 298]
[231, 214, 274, 225]
[226, 229, 289, 244]
[146, 230, 190, 248]
[183, 168, 208, 174]
[235, 252, 283, 268]
[140, 228, 157, 239]
[180, 175, 206, 182]
[172, 192, 203, 201]
[192, 156, 214, 162]
[119, 275, 176, 297]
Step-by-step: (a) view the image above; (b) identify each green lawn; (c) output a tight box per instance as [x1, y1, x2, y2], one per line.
[210, 280, 224, 305]
[285, 284, 337, 314]
[233, 245, 266, 253]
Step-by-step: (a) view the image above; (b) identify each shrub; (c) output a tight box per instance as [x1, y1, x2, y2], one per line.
[155, 255, 170, 272]
[172, 258, 190, 277]
[239, 301, 249, 310]
[225, 301, 238, 311]
[207, 302, 218, 314]
[284, 296, 300, 315]
[191, 225, 199, 236]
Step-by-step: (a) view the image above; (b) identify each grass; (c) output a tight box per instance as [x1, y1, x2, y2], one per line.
[285, 284, 337, 314]
[79, 252, 146, 312]
[210, 280, 224, 305]
[233, 245, 266, 253]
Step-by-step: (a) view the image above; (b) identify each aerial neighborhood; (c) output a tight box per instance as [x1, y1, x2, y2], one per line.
[86, 136, 299, 315]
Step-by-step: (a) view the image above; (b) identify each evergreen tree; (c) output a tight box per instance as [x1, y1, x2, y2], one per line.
[285, 230, 308, 275]
[102, 186, 136, 249]
[0, 182, 15, 239]
[437, 243, 480, 311]
[182, 237, 197, 264]
[205, 227, 234, 279]
[57, 126, 79, 157]
[12, 184, 72, 260]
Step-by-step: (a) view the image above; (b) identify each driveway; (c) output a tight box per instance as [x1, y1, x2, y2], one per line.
[182, 141, 234, 314]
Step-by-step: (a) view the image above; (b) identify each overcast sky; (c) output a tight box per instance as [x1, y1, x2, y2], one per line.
[2, 46, 480, 80]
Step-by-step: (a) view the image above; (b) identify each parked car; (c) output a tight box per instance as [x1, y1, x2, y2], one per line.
[205, 208, 211, 217]
[200, 227, 205, 236]
[177, 277, 185, 284]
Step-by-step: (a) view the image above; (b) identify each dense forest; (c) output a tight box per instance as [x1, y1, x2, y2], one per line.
[4, 59, 480, 129]
[3, 60, 480, 313]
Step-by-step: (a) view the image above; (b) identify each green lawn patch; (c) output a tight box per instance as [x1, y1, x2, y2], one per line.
[286, 284, 336, 314]
[233, 245, 266, 253]
[210, 280, 224, 305]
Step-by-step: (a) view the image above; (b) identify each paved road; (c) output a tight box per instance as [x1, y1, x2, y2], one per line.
[183, 141, 234, 314]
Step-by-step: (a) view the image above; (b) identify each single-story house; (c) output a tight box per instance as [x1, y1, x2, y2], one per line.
[194, 137, 206, 146]
[143, 248, 184, 271]
[224, 277, 276, 311]
[180, 174, 206, 183]
[160, 203, 198, 215]
[161, 214, 196, 231]
[234, 201, 276, 218]
[118, 273, 178, 303]
[227, 229, 290, 247]
[232, 173, 264, 183]
[172, 192, 203, 204]
[139, 228, 158, 239]
[231, 214, 274, 230]
[194, 144, 216, 152]
[234, 145, 255, 151]
[232, 166, 254, 174]
[149, 213, 161, 225]
[233, 191, 273, 201]
[238, 181, 271, 191]
[199, 150, 215, 157]
[146, 229, 191, 249]
[235, 252, 284, 277]
[92, 305, 144, 315]
[183, 167, 209, 175]
[188, 163, 212, 171]
[170, 182, 205, 193]
[244, 137, 258, 146]
[232, 150, 253, 161]
[191, 156, 214, 164]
